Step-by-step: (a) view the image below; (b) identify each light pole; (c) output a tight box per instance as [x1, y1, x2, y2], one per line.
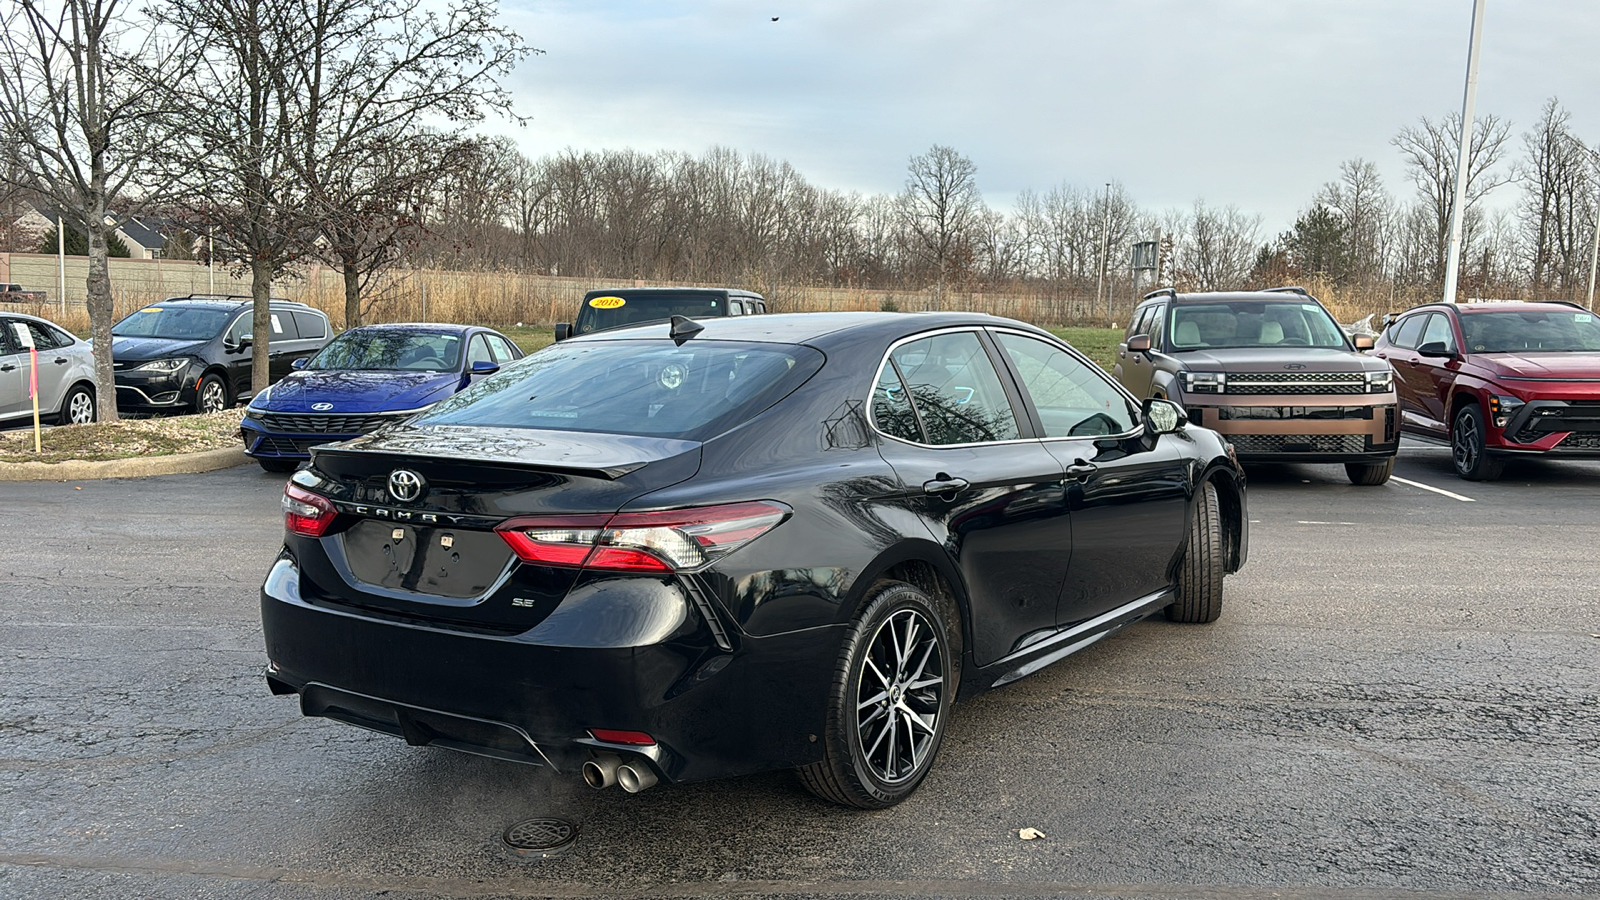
[1441, 0, 1487, 305]
[1587, 150, 1600, 310]
[1095, 182, 1112, 319]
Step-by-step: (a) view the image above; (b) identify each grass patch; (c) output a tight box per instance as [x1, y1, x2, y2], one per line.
[500, 325, 556, 356]
[0, 410, 246, 464]
[1047, 327, 1122, 372]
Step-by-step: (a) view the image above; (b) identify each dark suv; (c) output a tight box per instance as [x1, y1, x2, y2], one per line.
[554, 287, 766, 341]
[1115, 287, 1399, 484]
[110, 295, 332, 414]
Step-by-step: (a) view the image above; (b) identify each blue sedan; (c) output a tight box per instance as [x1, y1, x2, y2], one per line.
[241, 324, 524, 472]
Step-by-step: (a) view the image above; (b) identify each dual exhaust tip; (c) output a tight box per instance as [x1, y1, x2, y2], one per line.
[582, 752, 657, 793]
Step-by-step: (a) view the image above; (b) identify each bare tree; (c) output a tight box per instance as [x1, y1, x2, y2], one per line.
[156, 0, 306, 397]
[1392, 112, 1514, 288]
[899, 145, 982, 300]
[1174, 200, 1261, 291]
[0, 0, 181, 422]
[1519, 97, 1593, 296]
[1316, 158, 1393, 283]
[278, 0, 532, 326]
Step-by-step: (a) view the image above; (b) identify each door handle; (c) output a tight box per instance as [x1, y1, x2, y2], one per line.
[922, 475, 969, 495]
[53, 357, 68, 365]
[1064, 459, 1097, 480]
[0, 363, 14, 372]
[1405, 359, 1418, 367]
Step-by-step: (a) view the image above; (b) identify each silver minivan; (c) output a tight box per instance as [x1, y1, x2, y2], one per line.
[0, 312, 98, 426]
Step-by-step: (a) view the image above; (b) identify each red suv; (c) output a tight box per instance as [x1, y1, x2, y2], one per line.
[1373, 300, 1600, 480]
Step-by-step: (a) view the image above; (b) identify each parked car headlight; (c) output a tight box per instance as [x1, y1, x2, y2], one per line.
[1488, 394, 1525, 428]
[1365, 369, 1394, 393]
[134, 357, 188, 373]
[1182, 372, 1226, 394]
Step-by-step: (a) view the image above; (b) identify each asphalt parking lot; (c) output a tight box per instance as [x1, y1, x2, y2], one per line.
[1, 441, 1597, 900]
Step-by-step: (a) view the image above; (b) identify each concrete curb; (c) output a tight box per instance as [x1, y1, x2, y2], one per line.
[0, 447, 251, 482]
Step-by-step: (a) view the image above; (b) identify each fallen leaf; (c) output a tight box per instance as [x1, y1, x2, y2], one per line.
[1018, 827, 1045, 841]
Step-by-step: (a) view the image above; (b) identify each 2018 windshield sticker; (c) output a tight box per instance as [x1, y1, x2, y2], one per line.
[589, 295, 626, 309]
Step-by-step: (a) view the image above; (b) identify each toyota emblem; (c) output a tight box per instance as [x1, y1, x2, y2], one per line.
[388, 469, 426, 503]
[312, 402, 334, 411]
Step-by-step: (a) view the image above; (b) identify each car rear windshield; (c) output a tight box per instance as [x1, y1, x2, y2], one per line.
[413, 339, 824, 441]
[574, 292, 728, 335]
[1461, 310, 1600, 352]
[1169, 301, 1348, 350]
[111, 306, 230, 340]
[307, 330, 463, 371]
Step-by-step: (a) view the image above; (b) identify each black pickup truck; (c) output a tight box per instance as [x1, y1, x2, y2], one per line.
[0, 283, 48, 304]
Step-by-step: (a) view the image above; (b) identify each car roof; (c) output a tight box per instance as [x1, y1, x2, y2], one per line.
[582, 286, 765, 299]
[343, 322, 481, 334]
[1395, 300, 1584, 316]
[149, 295, 316, 312]
[1161, 290, 1325, 305]
[565, 311, 1047, 348]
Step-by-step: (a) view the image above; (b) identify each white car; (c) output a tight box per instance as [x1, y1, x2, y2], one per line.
[0, 311, 98, 426]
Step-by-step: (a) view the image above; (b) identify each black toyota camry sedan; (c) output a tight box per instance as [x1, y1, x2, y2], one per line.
[262, 312, 1248, 808]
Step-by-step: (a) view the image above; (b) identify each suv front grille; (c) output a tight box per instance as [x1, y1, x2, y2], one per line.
[1228, 433, 1367, 455]
[1225, 372, 1366, 395]
[252, 412, 404, 435]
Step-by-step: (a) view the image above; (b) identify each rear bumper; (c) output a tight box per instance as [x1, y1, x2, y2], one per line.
[259, 554, 839, 784]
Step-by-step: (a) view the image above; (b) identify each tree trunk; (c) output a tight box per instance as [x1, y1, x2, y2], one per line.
[250, 257, 272, 396]
[342, 255, 361, 328]
[83, 214, 119, 423]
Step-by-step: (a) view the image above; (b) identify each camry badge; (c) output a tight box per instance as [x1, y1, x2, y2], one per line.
[312, 402, 334, 411]
[388, 469, 426, 503]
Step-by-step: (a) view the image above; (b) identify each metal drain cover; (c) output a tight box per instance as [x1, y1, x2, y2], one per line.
[502, 817, 578, 859]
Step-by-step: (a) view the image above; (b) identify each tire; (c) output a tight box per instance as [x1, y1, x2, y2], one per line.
[1345, 457, 1394, 486]
[1451, 403, 1504, 481]
[798, 581, 953, 809]
[1168, 480, 1223, 624]
[195, 373, 229, 414]
[58, 384, 96, 425]
[257, 458, 299, 473]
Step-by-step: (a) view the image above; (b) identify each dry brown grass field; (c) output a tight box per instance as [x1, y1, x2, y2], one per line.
[7, 265, 1437, 338]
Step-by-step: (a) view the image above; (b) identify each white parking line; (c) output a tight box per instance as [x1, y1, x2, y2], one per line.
[1295, 521, 1361, 525]
[1391, 475, 1476, 502]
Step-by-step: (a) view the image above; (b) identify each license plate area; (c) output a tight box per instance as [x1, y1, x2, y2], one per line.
[340, 520, 511, 600]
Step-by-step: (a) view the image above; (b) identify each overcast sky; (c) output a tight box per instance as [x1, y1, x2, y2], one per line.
[489, 1, 1600, 233]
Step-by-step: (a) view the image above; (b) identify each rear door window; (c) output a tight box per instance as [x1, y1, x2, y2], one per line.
[883, 331, 1020, 445]
[485, 334, 519, 362]
[292, 311, 327, 341]
[269, 310, 300, 340]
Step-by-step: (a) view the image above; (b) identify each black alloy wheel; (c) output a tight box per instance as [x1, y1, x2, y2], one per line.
[1451, 403, 1504, 481]
[196, 374, 229, 414]
[799, 582, 951, 808]
[1168, 480, 1223, 623]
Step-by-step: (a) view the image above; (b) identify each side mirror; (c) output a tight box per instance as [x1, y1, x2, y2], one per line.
[1126, 333, 1152, 353]
[1416, 341, 1456, 358]
[232, 334, 252, 350]
[1143, 398, 1187, 435]
[554, 323, 571, 342]
[291, 357, 308, 369]
[470, 360, 500, 376]
[1352, 334, 1375, 351]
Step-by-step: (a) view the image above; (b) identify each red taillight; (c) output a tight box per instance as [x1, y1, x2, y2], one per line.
[588, 728, 656, 746]
[496, 501, 790, 573]
[283, 483, 338, 537]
